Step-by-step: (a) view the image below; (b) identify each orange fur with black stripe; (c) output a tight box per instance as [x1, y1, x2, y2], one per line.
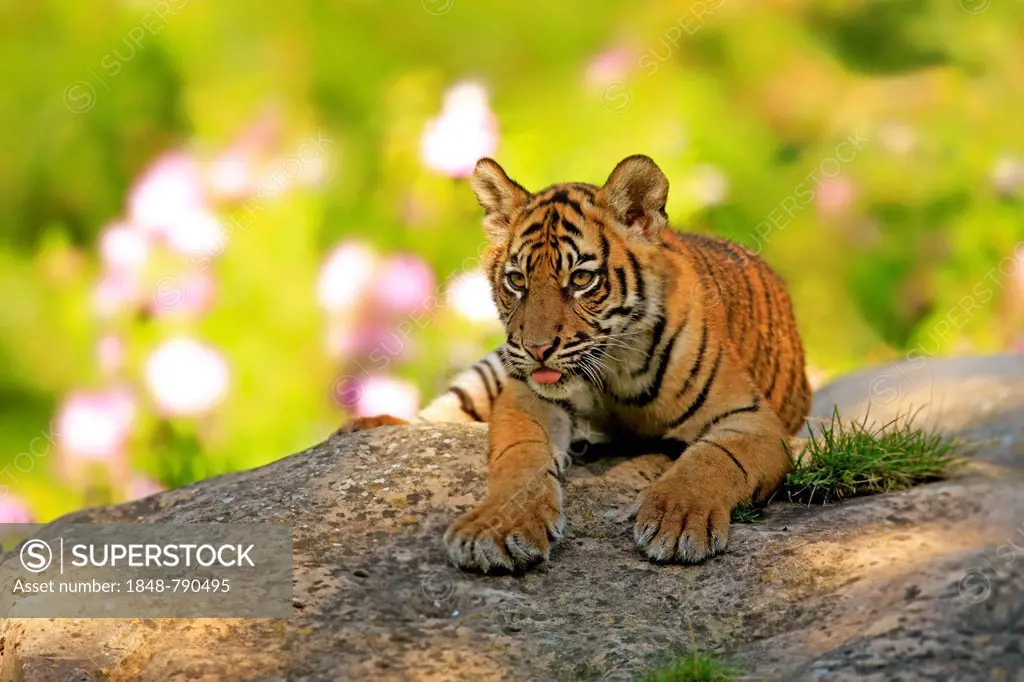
[344, 155, 811, 572]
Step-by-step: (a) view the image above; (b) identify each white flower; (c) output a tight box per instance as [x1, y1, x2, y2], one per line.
[129, 152, 204, 233]
[99, 222, 150, 273]
[129, 152, 227, 258]
[992, 155, 1024, 197]
[355, 376, 419, 420]
[145, 338, 230, 416]
[317, 241, 378, 313]
[207, 151, 255, 200]
[56, 389, 136, 462]
[421, 82, 499, 178]
[446, 270, 499, 323]
[689, 164, 729, 207]
[163, 208, 227, 259]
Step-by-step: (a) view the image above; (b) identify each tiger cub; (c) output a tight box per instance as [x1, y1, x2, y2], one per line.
[344, 155, 811, 572]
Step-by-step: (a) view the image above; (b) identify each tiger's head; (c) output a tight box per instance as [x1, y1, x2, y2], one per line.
[471, 155, 671, 400]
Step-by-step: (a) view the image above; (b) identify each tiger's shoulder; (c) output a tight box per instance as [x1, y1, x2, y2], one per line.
[659, 229, 810, 434]
[658, 230, 791, 314]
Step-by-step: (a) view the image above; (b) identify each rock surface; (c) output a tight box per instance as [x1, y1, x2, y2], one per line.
[3, 355, 1024, 681]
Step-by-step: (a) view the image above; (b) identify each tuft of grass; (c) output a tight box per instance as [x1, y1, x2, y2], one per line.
[641, 651, 738, 682]
[730, 499, 764, 524]
[784, 407, 965, 506]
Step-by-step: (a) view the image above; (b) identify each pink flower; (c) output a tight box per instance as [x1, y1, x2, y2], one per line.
[317, 241, 378, 313]
[129, 152, 226, 258]
[584, 47, 632, 91]
[235, 110, 283, 153]
[97, 335, 125, 375]
[446, 270, 499, 323]
[205, 112, 289, 199]
[92, 271, 142, 318]
[421, 82, 499, 178]
[129, 152, 205, 233]
[350, 376, 420, 420]
[145, 338, 230, 416]
[374, 254, 436, 315]
[815, 177, 856, 216]
[99, 222, 150, 273]
[127, 475, 165, 501]
[150, 268, 217, 317]
[0, 496, 34, 524]
[207, 150, 255, 200]
[326, 320, 415, 360]
[56, 388, 136, 463]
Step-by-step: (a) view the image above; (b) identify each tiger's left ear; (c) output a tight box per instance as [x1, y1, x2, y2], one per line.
[470, 158, 531, 243]
[598, 155, 669, 241]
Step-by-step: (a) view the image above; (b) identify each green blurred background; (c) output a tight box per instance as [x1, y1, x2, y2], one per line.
[1, 0, 1022, 522]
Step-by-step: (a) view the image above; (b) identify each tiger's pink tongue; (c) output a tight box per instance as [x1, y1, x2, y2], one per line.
[531, 368, 564, 384]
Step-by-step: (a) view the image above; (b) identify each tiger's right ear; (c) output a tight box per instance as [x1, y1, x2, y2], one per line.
[598, 155, 669, 242]
[470, 158, 531, 242]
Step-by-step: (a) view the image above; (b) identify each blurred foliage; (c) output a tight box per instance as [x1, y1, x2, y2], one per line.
[0, 0, 1022, 521]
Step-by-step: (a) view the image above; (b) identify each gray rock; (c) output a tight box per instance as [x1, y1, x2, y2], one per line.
[3, 355, 1024, 681]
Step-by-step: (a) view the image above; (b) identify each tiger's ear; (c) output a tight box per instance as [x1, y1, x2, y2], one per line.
[598, 155, 669, 241]
[470, 158, 531, 242]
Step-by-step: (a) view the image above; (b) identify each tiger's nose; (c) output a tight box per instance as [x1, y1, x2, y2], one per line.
[525, 341, 556, 362]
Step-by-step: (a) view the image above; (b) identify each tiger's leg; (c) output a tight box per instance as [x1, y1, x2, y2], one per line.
[444, 379, 572, 572]
[633, 401, 792, 563]
[337, 351, 506, 433]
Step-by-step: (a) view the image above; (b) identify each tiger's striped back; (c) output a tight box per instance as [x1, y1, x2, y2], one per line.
[664, 231, 810, 434]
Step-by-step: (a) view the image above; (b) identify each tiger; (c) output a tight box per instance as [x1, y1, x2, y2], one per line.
[343, 155, 812, 573]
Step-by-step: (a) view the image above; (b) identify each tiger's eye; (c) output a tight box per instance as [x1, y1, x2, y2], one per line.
[570, 270, 596, 288]
[507, 271, 527, 290]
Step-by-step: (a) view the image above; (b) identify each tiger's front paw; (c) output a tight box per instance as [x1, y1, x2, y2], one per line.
[335, 414, 410, 435]
[444, 484, 564, 573]
[632, 480, 732, 564]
